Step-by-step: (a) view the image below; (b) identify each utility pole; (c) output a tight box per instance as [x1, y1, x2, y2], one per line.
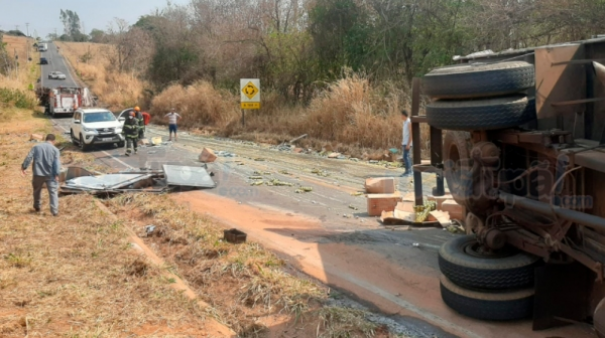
[16, 25, 19, 33]
[25, 23, 29, 37]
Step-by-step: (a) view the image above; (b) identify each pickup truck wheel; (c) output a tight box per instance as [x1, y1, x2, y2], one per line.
[426, 95, 536, 131]
[70, 130, 77, 144]
[117, 141, 125, 148]
[423, 61, 535, 99]
[440, 275, 534, 321]
[79, 134, 90, 152]
[439, 235, 540, 290]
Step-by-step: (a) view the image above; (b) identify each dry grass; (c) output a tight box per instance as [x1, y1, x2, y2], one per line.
[150, 81, 240, 129]
[0, 109, 225, 337]
[0, 36, 39, 106]
[55, 41, 146, 111]
[106, 193, 391, 337]
[151, 74, 422, 156]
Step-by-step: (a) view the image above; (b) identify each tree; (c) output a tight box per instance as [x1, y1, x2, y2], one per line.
[60, 9, 88, 41]
[104, 18, 154, 74]
[89, 29, 105, 43]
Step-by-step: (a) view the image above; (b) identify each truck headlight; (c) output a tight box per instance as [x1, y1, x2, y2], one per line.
[83, 127, 98, 134]
[115, 127, 122, 133]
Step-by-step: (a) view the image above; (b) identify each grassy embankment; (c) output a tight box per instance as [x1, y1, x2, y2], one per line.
[57, 41, 428, 159]
[1, 36, 392, 337]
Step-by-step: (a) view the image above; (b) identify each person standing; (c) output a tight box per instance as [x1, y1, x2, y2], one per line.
[21, 134, 61, 216]
[123, 111, 139, 156]
[400, 110, 413, 177]
[164, 108, 181, 141]
[134, 106, 145, 139]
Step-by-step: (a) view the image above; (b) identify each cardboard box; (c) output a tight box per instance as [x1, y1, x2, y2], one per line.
[199, 148, 217, 163]
[428, 210, 452, 227]
[365, 177, 395, 194]
[30, 133, 44, 141]
[441, 199, 466, 221]
[428, 194, 453, 210]
[367, 192, 402, 216]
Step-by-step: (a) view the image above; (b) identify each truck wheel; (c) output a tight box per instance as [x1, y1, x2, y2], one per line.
[440, 275, 534, 321]
[426, 95, 536, 131]
[117, 141, 125, 148]
[443, 131, 472, 206]
[79, 134, 90, 152]
[439, 235, 539, 290]
[70, 130, 77, 144]
[423, 61, 535, 99]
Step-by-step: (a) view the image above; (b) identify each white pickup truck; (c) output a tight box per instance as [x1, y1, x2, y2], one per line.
[70, 108, 125, 151]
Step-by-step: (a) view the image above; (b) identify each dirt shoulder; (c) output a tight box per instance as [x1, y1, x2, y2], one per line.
[0, 110, 232, 337]
[2, 109, 394, 337]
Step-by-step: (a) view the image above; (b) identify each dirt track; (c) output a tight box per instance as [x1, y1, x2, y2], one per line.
[50, 116, 598, 338]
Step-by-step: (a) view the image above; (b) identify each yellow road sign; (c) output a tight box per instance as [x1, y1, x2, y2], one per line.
[241, 102, 261, 109]
[242, 81, 259, 100]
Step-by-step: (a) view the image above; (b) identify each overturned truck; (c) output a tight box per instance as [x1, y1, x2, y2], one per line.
[413, 37, 605, 333]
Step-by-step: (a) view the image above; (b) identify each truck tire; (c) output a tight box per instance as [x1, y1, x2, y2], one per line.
[426, 95, 536, 131]
[443, 131, 472, 206]
[423, 61, 534, 99]
[439, 235, 540, 290]
[70, 130, 77, 144]
[117, 141, 125, 148]
[440, 275, 534, 321]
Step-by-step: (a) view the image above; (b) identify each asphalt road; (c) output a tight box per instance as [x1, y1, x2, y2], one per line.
[39, 42, 78, 88]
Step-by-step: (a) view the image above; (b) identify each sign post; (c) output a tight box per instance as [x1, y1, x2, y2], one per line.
[240, 78, 261, 127]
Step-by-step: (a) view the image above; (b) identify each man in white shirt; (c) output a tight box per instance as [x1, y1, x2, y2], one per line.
[400, 110, 413, 177]
[164, 108, 182, 141]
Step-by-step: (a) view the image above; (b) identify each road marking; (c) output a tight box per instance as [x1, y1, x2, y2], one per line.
[52, 120, 133, 169]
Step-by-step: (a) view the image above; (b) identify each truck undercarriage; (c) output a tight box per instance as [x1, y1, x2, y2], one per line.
[413, 37, 605, 334]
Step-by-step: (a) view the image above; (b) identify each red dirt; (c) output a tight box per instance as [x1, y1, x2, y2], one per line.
[172, 190, 595, 338]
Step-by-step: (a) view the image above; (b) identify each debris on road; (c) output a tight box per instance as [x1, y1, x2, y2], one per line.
[310, 168, 330, 177]
[249, 176, 264, 180]
[364, 177, 395, 194]
[224, 228, 247, 244]
[266, 179, 292, 186]
[289, 133, 308, 144]
[199, 148, 217, 163]
[295, 187, 313, 193]
[440, 199, 466, 221]
[254, 158, 265, 161]
[250, 181, 264, 186]
[60, 164, 217, 195]
[414, 200, 437, 222]
[428, 210, 452, 228]
[279, 170, 291, 175]
[216, 151, 237, 157]
[151, 136, 162, 145]
[351, 191, 364, 197]
[163, 165, 216, 188]
[367, 192, 403, 216]
[328, 152, 341, 158]
[348, 204, 358, 210]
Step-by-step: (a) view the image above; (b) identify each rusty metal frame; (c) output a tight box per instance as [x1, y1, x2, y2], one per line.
[411, 78, 445, 206]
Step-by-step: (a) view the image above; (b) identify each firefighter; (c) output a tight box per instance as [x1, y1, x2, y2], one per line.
[134, 106, 145, 139]
[123, 111, 139, 156]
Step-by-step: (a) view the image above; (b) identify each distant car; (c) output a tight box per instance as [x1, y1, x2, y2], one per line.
[40, 57, 48, 65]
[48, 71, 66, 80]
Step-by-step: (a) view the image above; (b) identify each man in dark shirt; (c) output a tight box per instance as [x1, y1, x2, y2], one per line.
[21, 134, 61, 216]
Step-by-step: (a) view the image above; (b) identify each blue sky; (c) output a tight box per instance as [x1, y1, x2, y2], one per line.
[0, 0, 190, 38]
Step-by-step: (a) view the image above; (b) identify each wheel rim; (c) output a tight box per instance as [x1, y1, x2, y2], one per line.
[463, 241, 517, 260]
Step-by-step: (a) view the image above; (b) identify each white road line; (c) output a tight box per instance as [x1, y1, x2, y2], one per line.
[52, 121, 134, 169]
